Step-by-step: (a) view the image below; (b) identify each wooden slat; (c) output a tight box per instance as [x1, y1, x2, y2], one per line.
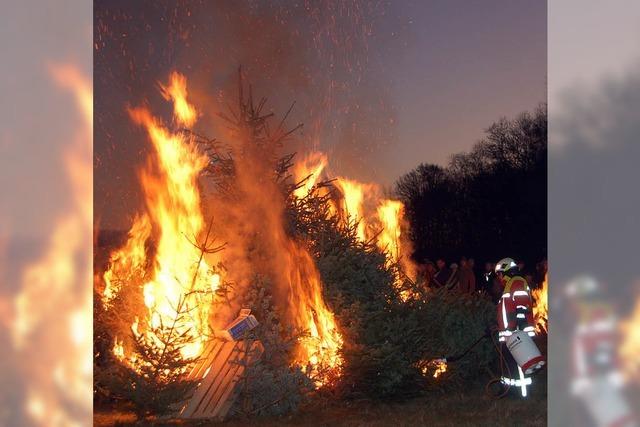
[190, 340, 218, 377]
[178, 339, 264, 420]
[191, 341, 242, 418]
[178, 340, 224, 417]
[187, 339, 224, 380]
[180, 340, 238, 418]
[213, 340, 264, 419]
[196, 342, 247, 417]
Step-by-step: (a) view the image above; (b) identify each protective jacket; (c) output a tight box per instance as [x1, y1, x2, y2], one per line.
[497, 274, 535, 342]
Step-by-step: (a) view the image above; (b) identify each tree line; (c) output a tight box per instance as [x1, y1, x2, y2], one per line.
[395, 105, 547, 267]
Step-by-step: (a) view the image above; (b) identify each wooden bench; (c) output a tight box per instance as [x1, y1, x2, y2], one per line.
[178, 338, 264, 420]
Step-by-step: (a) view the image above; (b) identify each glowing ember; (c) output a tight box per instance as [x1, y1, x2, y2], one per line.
[113, 338, 125, 361]
[532, 274, 548, 333]
[433, 360, 448, 378]
[418, 358, 448, 379]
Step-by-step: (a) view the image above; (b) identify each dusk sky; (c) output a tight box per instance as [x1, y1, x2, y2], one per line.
[387, 1, 546, 176]
[94, 0, 546, 229]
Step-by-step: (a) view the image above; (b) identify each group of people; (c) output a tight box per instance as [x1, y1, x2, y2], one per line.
[419, 256, 547, 302]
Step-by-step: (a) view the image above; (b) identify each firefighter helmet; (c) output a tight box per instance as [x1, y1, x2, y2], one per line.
[495, 257, 517, 274]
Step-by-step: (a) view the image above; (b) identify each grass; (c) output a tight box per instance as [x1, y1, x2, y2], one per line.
[95, 370, 547, 427]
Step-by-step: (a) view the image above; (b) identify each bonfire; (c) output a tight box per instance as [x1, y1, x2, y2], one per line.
[96, 71, 355, 415]
[94, 64, 435, 420]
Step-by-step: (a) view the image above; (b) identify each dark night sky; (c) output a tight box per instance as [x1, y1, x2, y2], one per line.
[94, 0, 546, 230]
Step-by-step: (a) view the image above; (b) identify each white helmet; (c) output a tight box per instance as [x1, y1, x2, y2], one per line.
[495, 257, 517, 274]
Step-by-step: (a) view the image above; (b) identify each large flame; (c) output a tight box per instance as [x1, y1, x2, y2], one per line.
[376, 200, 417, 277]
[334, 178, 414, 269]
[276, 153, 344, 385]
[334, 178, 369, 241]
[376, 200, 418, 300]
[8, 63, 93, 426]
[376, 200, 403, 260]
[293, 156, 418, 299]
[285, 240, 343, 386]
[103, 74, 343, 388]
[532, 274, 548, 333]
[104, 72, 216, 363]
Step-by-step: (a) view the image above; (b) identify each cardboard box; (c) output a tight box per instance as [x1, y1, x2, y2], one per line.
[221, 308, 259, 341]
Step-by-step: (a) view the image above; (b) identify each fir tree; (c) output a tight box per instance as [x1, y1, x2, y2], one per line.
[97, 220, 225, 420]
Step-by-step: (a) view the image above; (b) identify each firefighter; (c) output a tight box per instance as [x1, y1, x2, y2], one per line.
[496, 257, 536, 342]
[495, 257, 537, 397]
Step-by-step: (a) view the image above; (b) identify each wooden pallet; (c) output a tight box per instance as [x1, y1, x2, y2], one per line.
[178, 338, 264, 420]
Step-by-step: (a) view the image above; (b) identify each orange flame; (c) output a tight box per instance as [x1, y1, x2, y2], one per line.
[296, 160, 418, 298]
[376, 200, 418, 300]
[102, 214, 151, 306]
[102, 72, 345, 390]
[334, 178, 369, 241]
[105, 72, 217, 363]
[433, 360, 448, 378]
[376, 200, 403, 260]
[288, 155, 344, 385]
[418, 358, 448, 379]
[293, 151, 328, 199]
[285, 240, 343, 386]
[532, 273, 548, 333]
[159, 71, 197, 128]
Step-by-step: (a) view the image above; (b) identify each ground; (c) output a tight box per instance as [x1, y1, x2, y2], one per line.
[94, 371, 547, 427]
